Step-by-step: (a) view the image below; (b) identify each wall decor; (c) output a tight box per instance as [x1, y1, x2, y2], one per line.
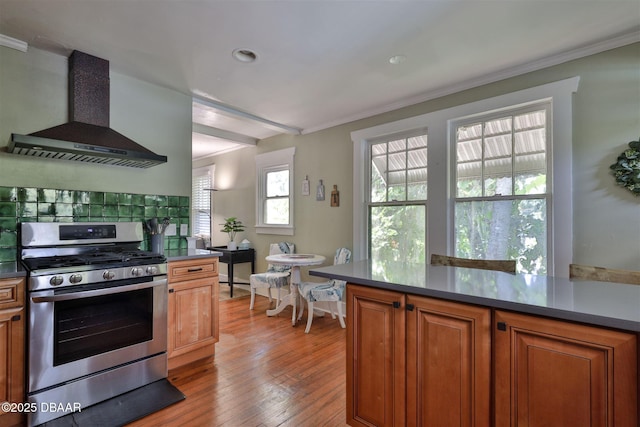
[302, 175, 310, 196]
[331, 185, 340, 207]
[609, 137, 640, 196]
[316, 179, 325, 201]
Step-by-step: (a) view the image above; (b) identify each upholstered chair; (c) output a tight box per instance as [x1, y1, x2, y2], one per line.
[249, 242, 295, 310]
[297, 247, 351, 333]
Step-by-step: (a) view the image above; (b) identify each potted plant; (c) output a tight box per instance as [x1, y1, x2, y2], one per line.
[220, 217, 245, 250]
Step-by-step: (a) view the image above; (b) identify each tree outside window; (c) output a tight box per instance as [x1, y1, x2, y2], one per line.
[454, 105, 550, 275]
[368, 134, 427, 275]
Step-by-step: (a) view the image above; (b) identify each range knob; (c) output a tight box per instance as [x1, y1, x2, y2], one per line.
[69, 274, 83, 284]
[103, 270, 116, 280]
[131, 267, 143, 277]
[146, 266, 159, 275]
[49, 276, 64, 286]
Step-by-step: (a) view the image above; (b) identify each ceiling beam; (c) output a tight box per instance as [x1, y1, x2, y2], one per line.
[193, 96, 302, 135]
[192, 123, 258, 146]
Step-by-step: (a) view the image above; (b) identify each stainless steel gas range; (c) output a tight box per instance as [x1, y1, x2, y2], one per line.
[20, 222, 168, 426]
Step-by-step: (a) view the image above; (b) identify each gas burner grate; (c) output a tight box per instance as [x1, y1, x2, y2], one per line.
[23, 251, 166, 271]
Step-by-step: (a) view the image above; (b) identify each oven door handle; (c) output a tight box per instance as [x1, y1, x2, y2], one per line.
[31, 279, 167, 303]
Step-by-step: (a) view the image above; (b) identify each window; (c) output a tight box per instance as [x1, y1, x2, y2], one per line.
[368, 133, 428, 272]
[453, 104, 550, 274]
[352, 77, 579, 276]
[192, 166, 214, 239]
[255, 147, 295, 235]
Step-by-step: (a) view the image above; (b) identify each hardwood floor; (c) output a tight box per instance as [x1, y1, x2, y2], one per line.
[129, 295, 347, 427]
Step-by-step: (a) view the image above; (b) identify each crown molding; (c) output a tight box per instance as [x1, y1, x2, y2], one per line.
[301, 29, 640, 135]
[0, 34, 28, 52]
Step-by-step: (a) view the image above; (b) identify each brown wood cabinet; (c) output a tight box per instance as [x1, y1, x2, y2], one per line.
[346, 284, 638, 427]
[168, 257, 219, 370]
[346, 284, 491, 427]
[0, 277, 25, 427]
[406, 294, 491, 427]
[347, 285, 406, 427]
[494, 310, 638, 427]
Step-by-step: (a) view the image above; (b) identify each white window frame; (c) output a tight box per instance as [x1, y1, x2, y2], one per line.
[192, 165, 215, 238]
[451, 101, 551, 274]
[366, 130, 429, 260]
[255, 147, 295, 235]
[351, 77, 579, 276]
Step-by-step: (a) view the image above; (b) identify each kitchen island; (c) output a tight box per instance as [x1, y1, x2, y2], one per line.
[310, 260, 639, 427]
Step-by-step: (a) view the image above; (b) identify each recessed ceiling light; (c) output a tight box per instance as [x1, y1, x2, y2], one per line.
[389, 54, 407, 65]
[232, 48, 258, 63]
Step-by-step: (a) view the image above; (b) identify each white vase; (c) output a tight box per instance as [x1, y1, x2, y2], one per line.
[227, 241, 237, 250]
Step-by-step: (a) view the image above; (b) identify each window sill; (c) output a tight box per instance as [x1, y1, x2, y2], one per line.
[255, 225, 294, 236]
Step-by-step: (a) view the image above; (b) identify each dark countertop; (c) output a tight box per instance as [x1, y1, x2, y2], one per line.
[0, 262, 26, 279]
[165, 249, 222, 262]
[310, 260, 640, 332]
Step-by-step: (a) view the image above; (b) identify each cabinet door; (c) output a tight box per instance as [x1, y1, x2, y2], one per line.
[168, 276, 219, 360]
[494, 310, 638, 427]
[0, 306, 24, 423]
[406, 296, 491, 427]
[346, 284, 405, 427]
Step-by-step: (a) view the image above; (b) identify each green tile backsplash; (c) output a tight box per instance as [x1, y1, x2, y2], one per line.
[0, 186, 191, 262]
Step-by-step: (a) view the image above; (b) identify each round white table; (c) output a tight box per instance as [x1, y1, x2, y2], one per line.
[265, 253, 326, 325]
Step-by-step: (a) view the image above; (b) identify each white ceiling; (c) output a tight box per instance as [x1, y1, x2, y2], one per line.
[1, 0, 638, 160]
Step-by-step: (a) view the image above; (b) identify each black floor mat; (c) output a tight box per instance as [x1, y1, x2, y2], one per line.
[39, 379, 185, 427]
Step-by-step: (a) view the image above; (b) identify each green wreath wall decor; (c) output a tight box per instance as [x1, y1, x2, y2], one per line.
[609, 137, 640, 196]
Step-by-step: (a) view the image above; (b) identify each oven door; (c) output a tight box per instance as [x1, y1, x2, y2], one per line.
[28, 276, 168, 393]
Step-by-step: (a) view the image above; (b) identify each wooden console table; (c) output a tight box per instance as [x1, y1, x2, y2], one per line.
[208, 246, 255, 297]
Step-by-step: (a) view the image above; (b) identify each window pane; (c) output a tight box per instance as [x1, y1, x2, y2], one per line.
[388, 171, 406, 201]
[266, 170, 289, 197]
[484, 117, 512, 135]
[388, 151, 406, 171]
[388, 139, 406, 153]
[407, 148, 427, 169]
[370, 134, 428, 203]
[455, 199, 547, 275]
[514, 110, 546, 195]
[408, 168, 427, 200]
[368, 133, 427, 268]
[264, 198, 289, 224]
[371, 144, 387, 203]
[370, 205, 425, 266]
[407, 135, 427, 149]
[192, 169, 212, 236]
[456, 128, 482, 197]
[457, 110, 548, 199]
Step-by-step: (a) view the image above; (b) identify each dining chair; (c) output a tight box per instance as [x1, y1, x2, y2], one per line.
[430, 253, 516, 274]
[297, 247, 351, 333]
[569, 263, 640, 285]
[249, 242, 295, 310]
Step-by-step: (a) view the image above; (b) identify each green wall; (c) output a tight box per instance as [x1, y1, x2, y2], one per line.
[198, 42, 640, 277]
[0, 46, 195, 260]
[1, 43, 637, 274]
[0, 46, 193, 196]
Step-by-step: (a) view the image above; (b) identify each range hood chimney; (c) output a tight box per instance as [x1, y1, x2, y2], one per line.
[8, 50, 167, 168]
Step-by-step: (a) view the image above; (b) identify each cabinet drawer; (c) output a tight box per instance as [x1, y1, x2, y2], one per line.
[0, 277, 25, 309]
[169, 258, 218, 282]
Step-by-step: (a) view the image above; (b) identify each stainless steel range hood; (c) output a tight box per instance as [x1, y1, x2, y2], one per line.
[8, 50, 167, 168]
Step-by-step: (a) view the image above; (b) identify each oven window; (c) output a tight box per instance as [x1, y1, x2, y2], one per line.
[54, 288, 153, 366]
